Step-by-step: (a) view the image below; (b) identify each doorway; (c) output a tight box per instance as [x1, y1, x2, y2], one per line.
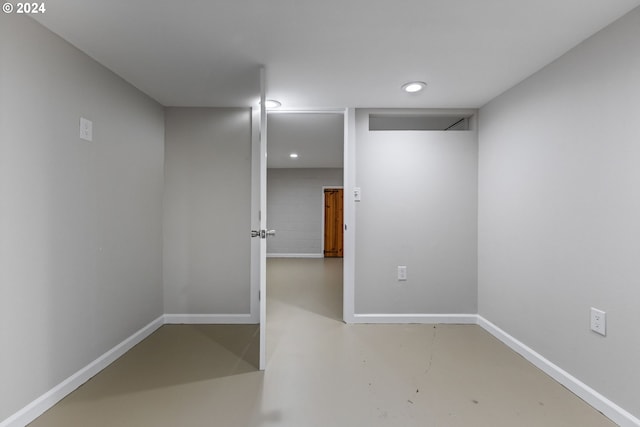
[263, 111, 346, 360]
[265, 112, 344, 260]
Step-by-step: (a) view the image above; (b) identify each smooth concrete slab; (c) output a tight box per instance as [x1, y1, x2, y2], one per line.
[30, 258, 615, 427]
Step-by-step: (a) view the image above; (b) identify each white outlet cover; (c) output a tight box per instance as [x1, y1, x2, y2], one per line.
[397, 265, 407, 281]
[590, 307, 606, 336]
[80, 117, 93, 141]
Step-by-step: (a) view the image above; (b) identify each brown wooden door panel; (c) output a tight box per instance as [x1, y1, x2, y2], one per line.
[324, 189, 344, 257]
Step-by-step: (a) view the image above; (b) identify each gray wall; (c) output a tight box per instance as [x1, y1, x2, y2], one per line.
[0, 15, 165, 420]
[163, 108, 252, 314]
[354, 110, 478, 314]
[267, 168, 343, 256]
[478, 7, 640, 419]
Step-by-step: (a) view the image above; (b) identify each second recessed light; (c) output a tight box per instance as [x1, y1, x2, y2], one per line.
[402, 81, 427, 93]
[264, 99, 282, 108]
[289, 153, 299, 158]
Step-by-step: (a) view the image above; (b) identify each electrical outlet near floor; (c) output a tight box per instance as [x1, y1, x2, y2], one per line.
[590, 307, 606, 336]
[397, 266, 407, 281]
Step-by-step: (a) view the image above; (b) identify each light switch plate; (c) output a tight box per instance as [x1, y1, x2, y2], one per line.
[354, 187, 361, 202]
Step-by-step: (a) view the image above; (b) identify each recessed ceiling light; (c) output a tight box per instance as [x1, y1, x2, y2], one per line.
[401, 81, 427, 93]
[264, 99, 282, 109]
[289, 153, 299, 158]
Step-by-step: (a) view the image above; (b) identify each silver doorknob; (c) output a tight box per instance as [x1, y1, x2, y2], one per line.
[251, 229, 276, 238]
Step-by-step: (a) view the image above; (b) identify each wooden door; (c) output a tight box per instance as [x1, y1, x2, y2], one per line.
[324, 189, 344, 257]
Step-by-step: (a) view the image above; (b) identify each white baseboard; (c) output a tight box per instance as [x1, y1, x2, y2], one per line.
[267, 253, 324, 258]
[163, 313, 258, 324]
[349, 313, 639, 425]
[477, 316, 640, 427]
[0, 315, 164, 427]
[1, 313, 259, 427]
[5, 312, 637, 427]
[352, 313, 478, 324]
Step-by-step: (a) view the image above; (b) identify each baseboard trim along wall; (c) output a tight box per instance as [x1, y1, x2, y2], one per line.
[1, 313, 258, 427]
[351, 313, 639, 426]
[352, 313, 478, 324]
[163, 313, 257, 324]
[476, 316, 640, 427]
[5, 313, 638, 427]
[1, 315, 165, 427]
[266, 253, 324, 258]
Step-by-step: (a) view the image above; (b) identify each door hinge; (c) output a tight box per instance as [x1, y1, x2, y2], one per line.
[259, 290, 261, 301]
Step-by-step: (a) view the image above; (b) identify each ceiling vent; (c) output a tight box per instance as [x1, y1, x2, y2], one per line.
[369, 114, 471, 131]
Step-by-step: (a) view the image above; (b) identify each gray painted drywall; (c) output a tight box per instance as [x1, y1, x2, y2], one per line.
[267, 168, 343, 255]
[354, 110, 478, 314]
[0, 15, 164, 421]
[478, 7, 640, 419]
[163, 108, 252, 314]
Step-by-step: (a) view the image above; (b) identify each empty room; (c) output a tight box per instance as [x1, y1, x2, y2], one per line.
[1, 1, 639, 426]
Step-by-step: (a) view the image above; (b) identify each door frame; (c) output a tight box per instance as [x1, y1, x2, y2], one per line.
[264, 108, 356, 325]
[343, 108, 356, 323]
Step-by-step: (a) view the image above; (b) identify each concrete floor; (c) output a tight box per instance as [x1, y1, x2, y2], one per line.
[30, 258, 615, 426]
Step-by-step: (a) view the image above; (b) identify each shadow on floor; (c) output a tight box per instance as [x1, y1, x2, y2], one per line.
[66, 324, 260, 402]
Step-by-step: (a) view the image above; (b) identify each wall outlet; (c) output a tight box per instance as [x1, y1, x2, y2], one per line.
[590, 307, 606, 336]
[397, 266, 407, 281]
[80, 117, 93, 141]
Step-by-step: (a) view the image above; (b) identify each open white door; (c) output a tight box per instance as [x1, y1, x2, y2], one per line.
[251, 67, 269, 370]
[258, 67, 268, 370]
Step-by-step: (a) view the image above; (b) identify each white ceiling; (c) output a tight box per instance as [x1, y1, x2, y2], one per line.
[31, 1, 640, 169]
[33, 0, 640, 109]
[267, 113, 343, 168]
